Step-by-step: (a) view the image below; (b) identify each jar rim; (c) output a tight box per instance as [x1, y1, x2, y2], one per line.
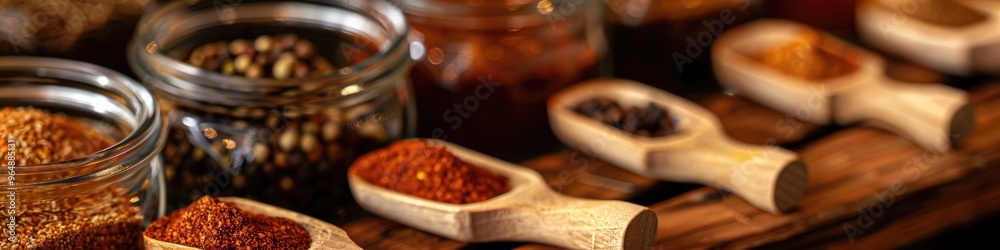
[128, 0, 410, 107]
[0, 57, 166, 188]
[393, 0, 556, 16]
[393, 0, 598, 29]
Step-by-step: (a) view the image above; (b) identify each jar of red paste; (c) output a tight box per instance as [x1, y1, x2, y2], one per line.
[398, 0, 607, 159]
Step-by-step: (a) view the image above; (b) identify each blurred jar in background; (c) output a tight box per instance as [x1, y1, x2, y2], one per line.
[606, 0, 762, 98]
[768, 0, 857, 34]
[0, 0, 151, 74]
[399, 0, 607, 159]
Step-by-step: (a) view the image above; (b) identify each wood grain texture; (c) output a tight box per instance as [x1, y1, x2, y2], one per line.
[518, 150, 661, 200]
[759, 162, 1000, 249]
[701, 94, 823, 146]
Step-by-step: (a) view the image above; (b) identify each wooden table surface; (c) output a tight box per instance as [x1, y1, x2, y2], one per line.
[340, 64, 1000, 249]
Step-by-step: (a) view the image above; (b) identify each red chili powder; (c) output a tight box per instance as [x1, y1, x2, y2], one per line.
[143, 196, 311, 250]
[350, 140, 511, 204]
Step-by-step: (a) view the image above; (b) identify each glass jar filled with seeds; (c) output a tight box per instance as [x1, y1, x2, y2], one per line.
[0, 57, 167, 248]
[128, 0, 413, 222]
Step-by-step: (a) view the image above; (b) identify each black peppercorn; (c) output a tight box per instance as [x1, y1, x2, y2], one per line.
[573, 98, 676, 137]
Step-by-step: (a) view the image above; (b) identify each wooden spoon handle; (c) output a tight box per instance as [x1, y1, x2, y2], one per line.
[648, 137, 809, 214]
[498, 193, 657, 250]
[833, 78, 973, 152]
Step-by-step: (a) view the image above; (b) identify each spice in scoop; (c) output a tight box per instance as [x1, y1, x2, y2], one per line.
[751, 30, 860, 80]
[898, 0, 986, 26]
[143, 196, 311, 250]
[573, 98, 676, 137]
[349, 140, 511, 204]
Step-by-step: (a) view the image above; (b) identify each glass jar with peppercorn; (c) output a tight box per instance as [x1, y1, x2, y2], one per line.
[398, 0, 607, 159]
[0, 57, 167, 248]
[128, 0, 413, 223]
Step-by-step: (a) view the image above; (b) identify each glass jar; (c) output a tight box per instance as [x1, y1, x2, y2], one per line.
[128, 0, 412, 223]
[400, 0, 607, 159]
[605, 0, 762, 98]
[0, 57, 166, 248]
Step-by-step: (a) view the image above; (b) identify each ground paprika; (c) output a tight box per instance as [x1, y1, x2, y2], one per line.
[350, 140, 511, 204]
[143, 196, 312, 250]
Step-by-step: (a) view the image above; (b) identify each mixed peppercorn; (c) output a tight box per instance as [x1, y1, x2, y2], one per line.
[184, 34, 337, 79]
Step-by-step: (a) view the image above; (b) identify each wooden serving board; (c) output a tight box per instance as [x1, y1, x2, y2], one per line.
[341, 71, 1000, 249]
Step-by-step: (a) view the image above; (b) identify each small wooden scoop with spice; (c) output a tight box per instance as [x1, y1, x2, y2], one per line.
[348, 139, 657, 249]
[547, 78, 809, 214]
[143, 196, 362, 250]
[857, 0, 1000, 75]
[712, 19, 974, 153]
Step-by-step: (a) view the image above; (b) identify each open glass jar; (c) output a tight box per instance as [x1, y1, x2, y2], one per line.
[400, 0, 607, 159]
[128, 0, 412, 222]
[0, 57, 166, 248]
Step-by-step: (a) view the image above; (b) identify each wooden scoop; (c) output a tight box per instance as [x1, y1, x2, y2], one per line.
[143, 197, 362, 250]
[712, 19, 974, 153]
[348, 139, 657, 250]
[547, 78, 809, 214]
[857, 0, 1000, 75]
